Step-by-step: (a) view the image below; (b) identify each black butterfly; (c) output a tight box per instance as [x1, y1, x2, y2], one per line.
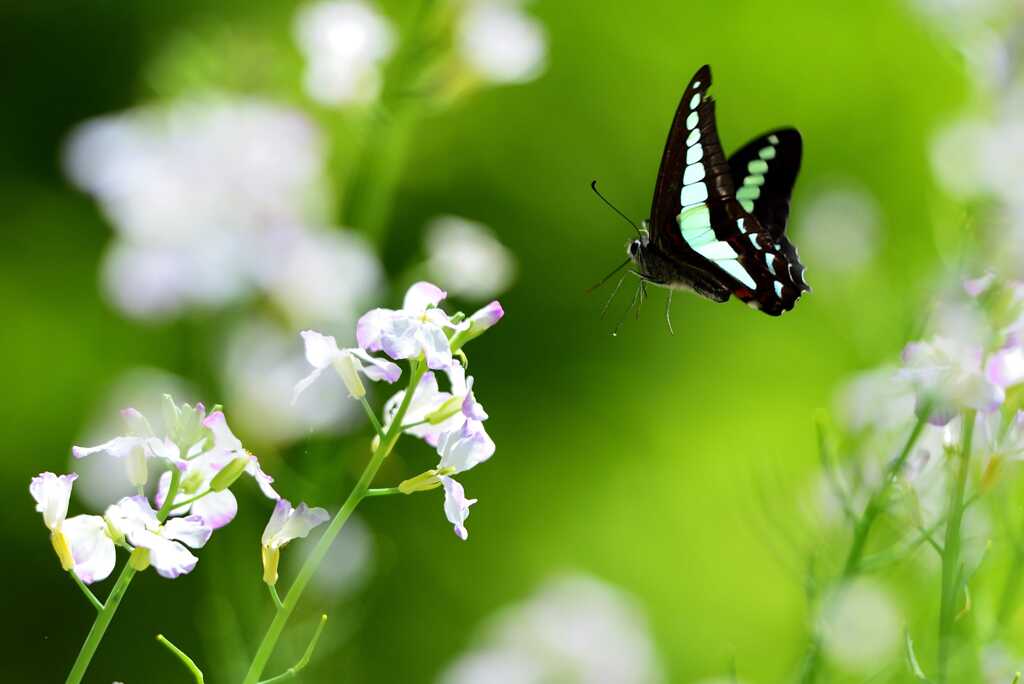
[611, 64, 809, 318]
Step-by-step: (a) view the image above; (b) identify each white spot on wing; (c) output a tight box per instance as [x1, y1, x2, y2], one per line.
[765, 253, 776, 275]
[774, 280, 784, 297]
[695, 240, 738, 261]
[686, 112, 699, 130]
[686, 128, 700, 146]
[689, 93, 701, 110]
[680, 182, 708, 207]
[683, 163, 705, 185]
[748, 234, 760, 249]
[685, 144, 704, 165]
[718, 259, 756, 289]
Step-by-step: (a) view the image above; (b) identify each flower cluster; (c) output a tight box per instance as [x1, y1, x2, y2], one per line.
[31, 398, 327, 584]
[295, 282, 503, 539]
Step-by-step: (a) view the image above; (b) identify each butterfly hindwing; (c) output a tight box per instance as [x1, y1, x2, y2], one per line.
[727, 128, 802, 238]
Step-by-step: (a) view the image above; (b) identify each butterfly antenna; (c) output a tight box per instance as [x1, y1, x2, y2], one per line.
[586, 257, 631, 294]
[612, 281, 644, 336]
[600, 272, 628, 320]
[665, 290, 675, 335]
[591, 180, 643, 238]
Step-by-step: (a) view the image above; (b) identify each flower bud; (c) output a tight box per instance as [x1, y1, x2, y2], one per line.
[451, 301, 504, 351]
[129, 547, 151, 571]
[398, 470, 442, 494]
[210, 456, 250, 492]
[125, 444, 148, 488]
[50, 529, 74, 571]
[332, 353, 366, 399]
[262, 545, 280, 585]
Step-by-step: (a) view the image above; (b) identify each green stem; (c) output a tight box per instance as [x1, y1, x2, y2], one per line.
[365, 487, 402, 497]
[359, 397, 385, 441]
[258, 615, 328, 684]
[156, 634, 205, 683]
[71, 572, 104, 612]
[937, 411, 976, 683]
[268, 584, 284, 610]
[241, 363, 426, 684]
[842, 411, 930, 578]
[173, 489, 213, 510]
[799, 411, 930, 684]
[65, 468, 183, 684]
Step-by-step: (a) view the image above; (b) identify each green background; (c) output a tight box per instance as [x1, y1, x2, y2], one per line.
[1, 0, 969, 681]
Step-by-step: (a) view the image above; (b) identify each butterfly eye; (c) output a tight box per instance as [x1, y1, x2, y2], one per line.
[629, 241, 640, 257]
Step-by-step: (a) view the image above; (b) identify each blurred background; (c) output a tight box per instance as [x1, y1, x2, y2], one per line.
[3, 0, 1019, 681]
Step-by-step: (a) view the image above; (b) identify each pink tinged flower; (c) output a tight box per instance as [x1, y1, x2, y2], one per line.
[356, 281, 468, 370]
[964, 273, 996, 298]
[440, 476, 477, 540]
[31, 472, 76, 531]
[470, 300, 504, 331]
[292, 329, 401, 404]
[73, 411, 186, 479]
[105, 496, 212, 579]
[62, 515, 117, 584]
[261, 499, 330, 585]
[437, 422, 495, 474]
[30, 472, 116, 583]
[202, 411, 280, 500]
[154, 453, 240, 530]
[901, 337, 1004, 424]
[987, 346, 1024, 388]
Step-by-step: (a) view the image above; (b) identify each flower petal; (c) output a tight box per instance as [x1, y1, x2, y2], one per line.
[245, 456, 280, 500]
[30, 472, 77, 531]
[72, 435, 139, 460]
[299, 329, 342, 369]
[987, 347, 1024, 388]
[163, 515, 213, 549]
[105, 495, 159, 539]
[356, 308, 393, 352]
[437, 422, 495, 473]
[403, 281, 447, 313]
[63, 514, 116, 584]
[350, 347, 401, 383]
[291, 366, 326, 405]
[461, 376, 488, 421]
[203, 411, 244, 456]
[262, 499, 330, 548]
[189, 490, 238, 529]
[440, 475, 477, 540]
[418, 325, 453, 370]
[144, 533, 200, 579]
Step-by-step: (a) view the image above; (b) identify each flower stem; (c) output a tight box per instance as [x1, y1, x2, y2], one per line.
[64, 468, 183, 684]
[937, 411, 976, 683]
[71, 571, 104, 612]
[365, 487, 402, 497]
[172, 489, 213, 510]
[257, 615, 328, 684]
[156, 633, 205, 683]
[241, 363, 426, 684]
[268, 584, 284, 610]
[359, 397, 385, 441]
[799, 411, 930, 684]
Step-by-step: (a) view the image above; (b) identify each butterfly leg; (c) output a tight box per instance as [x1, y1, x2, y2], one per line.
[600, 273, 628, 320]
[665, 290, 675, 336]
[612, 280, 644, 336]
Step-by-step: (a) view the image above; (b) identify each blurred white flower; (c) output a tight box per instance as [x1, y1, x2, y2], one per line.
[795, 185, 880, 274]
[834, 365, 916, 432]
[425, 216, 516, 300]
[222, 318, 361, 447]
[65, 97, 333, 320]
[982, 642, 1024, 684]
[265, 227, 383, 329]
[439, 574, 664, 683]
[294, 0, 395, 106]
[72, 369, 197, 510]
[458, 1, 547, 85]
[818, 579, 902, 672]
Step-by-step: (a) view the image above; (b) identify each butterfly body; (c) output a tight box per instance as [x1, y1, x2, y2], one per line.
[627, 65, 810, 316]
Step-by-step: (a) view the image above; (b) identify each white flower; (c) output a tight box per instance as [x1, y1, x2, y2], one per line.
[73, 408, 187, 484]
[292, 330, 401, 403]
[64, 98, 329, 319]
[439, 476, 477, 540]
[381, 363, 490, 447]
[261, 499, 330, 585]
[201, 411, 281, 500]
[901, 336, 1004, 424]
[221, 318, 361, 446]
[357, 282, 468, 370]
[458, 1, 547, 84]
[30, 472, 116, 584]
[437, 419, 495, 474]
[439, 575, 664, 683]
[425, 216, 515, 300]
[154, 451, 240, 530]
[105, 496, 211, 579]
[294, 0, 395, 106]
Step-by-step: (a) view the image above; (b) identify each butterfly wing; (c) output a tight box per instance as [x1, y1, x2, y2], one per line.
[648, 68, 809, 316]
[727, 128, 802, 238]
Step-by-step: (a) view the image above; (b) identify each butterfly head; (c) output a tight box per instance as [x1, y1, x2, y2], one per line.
[626, 220, 651, 265]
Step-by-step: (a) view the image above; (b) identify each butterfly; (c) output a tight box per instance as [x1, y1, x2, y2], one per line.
[603, 64, 809, 318]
